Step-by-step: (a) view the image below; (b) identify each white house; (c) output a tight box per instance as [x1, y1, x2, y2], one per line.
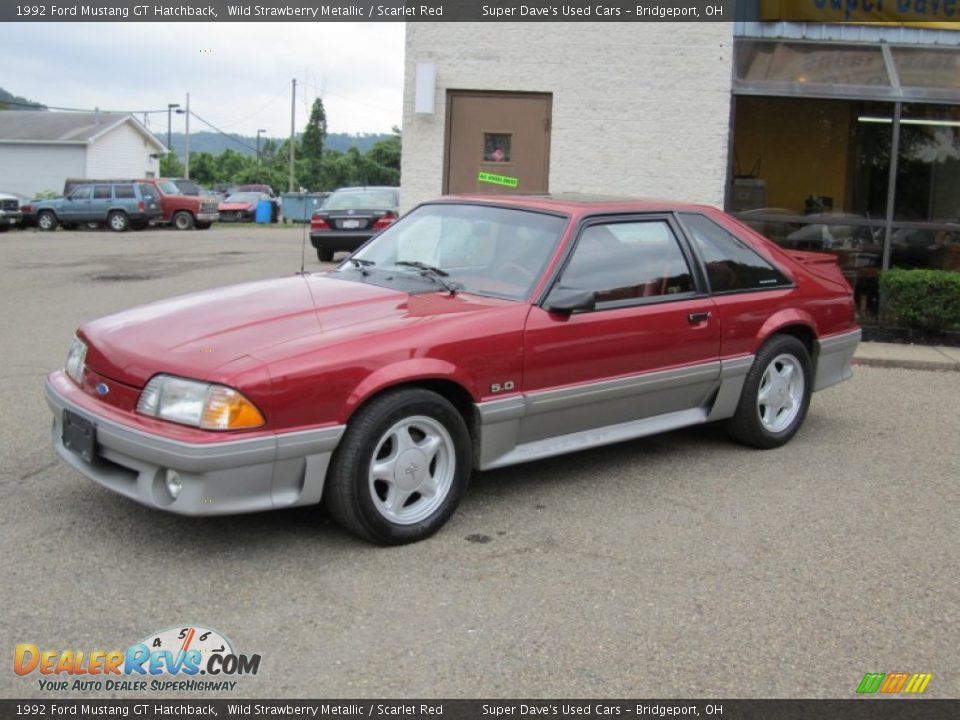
[0, 111, 166, 198]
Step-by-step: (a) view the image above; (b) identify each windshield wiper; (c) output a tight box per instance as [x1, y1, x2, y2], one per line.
[345, 257, 375, 275]
[394, 261, 460, 294]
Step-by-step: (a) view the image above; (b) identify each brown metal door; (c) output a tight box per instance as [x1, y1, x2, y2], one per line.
[444, 91, 551, 196]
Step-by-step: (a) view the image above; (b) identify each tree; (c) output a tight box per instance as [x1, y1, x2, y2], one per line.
[159, 152, 184, 177]
[300, 98, 328, 190]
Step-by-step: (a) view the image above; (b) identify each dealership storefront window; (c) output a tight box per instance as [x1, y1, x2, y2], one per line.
[729, 40, 960, 322]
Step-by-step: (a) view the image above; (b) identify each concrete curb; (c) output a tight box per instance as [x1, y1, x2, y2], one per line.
[853, 342, 960, 372]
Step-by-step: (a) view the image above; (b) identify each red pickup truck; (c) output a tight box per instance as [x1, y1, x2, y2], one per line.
[64, 178, 219, 230]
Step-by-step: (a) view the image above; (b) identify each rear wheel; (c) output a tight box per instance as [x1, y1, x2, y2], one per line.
[172, 211, 194, 231]
[726, 334, 812, 449]
[323, 388, 472, 545]
[37, 211, 58, 231]
[316, 247, 333, 263]
[107, 211, 129, 232]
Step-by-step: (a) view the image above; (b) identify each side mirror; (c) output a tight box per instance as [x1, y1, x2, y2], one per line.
[544, 286, 596, 314]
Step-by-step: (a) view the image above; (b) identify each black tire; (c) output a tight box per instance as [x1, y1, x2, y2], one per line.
[323, 388, 472, 545]
[37, 211, 58, 231]
[725, 334, 812, 449]
[172, 211, 194, 231]
[316, 247, 333, 263]
[107, 211, 129, 232]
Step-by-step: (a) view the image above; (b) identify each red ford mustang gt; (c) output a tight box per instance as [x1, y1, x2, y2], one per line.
[46, 195, 860, 544]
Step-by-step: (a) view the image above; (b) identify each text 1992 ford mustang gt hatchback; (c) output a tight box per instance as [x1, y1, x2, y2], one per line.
[46, 195, 860, 544]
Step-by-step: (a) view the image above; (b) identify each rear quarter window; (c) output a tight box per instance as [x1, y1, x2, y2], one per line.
[114, 185, 136, 199]
[679, 213, 791, 293]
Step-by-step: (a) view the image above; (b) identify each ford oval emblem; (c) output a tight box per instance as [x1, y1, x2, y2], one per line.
[96, 383, 110, 396]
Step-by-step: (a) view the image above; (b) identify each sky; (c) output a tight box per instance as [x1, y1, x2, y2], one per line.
[3, 23, 406, 140]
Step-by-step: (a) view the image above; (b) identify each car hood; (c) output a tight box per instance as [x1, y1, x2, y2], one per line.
[78, 274, 511, 387]
[219, 201, 255, 211]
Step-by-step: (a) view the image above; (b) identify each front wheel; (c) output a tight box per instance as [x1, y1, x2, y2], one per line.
[726, 335, 812, 449]
[172, 211, 194, 231]
[323, 388, 472, 544]
[107, 211, 129, 232]
[37, 211, 58, 231]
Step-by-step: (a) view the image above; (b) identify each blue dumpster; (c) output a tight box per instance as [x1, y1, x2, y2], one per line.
[281, 192, 328, 222]
[255, 199, 272, 224]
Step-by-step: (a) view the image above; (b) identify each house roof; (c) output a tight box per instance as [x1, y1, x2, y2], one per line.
[0, 111, 166, 150]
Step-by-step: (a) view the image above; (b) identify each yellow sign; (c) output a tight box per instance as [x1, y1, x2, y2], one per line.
[761, 0, 960, 26]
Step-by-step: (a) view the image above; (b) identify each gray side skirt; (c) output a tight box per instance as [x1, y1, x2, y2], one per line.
[475, 356, 754, 471]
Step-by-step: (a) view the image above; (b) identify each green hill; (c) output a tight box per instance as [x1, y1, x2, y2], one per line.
[161, 131, 391, 157]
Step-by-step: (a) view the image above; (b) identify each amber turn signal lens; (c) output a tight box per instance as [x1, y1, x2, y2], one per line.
[200, 386, 265, 430]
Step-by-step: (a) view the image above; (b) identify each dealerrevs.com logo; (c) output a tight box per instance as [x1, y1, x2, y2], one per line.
[14, 626, 260, 693]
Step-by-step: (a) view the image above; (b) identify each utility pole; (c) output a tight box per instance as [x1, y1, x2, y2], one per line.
[184, 92, 191, 179]
[256, 129, 266, 183]
[167, 103, 180, 154]
[289, 78, 296, 192]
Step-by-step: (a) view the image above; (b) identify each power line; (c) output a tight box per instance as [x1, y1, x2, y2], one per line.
[0, 98, 171, 114]
[186, 110, 260, 154]
[216, 81, 290, 130]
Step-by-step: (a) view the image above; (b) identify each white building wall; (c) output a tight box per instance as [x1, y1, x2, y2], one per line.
[0, 144, 86, 197]
[402, 23, 734, 212]
[86, 121, 160, 179]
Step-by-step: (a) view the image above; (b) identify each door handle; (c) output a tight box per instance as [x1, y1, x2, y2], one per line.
[688, 311, 711, 324]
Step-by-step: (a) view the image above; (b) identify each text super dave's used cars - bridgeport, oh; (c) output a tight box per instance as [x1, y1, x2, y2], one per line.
[45, 195, 861, 544]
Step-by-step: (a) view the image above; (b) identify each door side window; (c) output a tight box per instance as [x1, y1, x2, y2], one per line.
[559, 220, 694, 305]
[70, 186, 92, 200]
[679, 213, 791, 293]
[93, 185, 112, 200]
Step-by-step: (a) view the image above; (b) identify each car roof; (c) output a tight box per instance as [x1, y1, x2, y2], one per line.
[432, 193, 717, 216]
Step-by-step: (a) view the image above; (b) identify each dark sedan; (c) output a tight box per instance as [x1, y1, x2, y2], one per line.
[310, 186, 399, 262]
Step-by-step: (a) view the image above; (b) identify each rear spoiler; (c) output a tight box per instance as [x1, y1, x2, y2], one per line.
[785, 250, 852, 292]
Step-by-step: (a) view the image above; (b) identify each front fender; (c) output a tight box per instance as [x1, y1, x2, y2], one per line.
[340, 359, 480, 423]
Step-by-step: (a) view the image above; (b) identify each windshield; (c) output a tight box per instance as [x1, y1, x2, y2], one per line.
[349, 203, 568, 301]
[156, 180, 181, 195]
[325, 189, 397, 211]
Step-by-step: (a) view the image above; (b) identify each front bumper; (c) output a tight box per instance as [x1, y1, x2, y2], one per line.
[1, 210, 22, 227]
[45, 372, 344, 516]
[197, 211, 220, 222]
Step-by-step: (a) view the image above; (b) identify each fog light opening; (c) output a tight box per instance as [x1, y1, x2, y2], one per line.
[165, 469, 182, 500]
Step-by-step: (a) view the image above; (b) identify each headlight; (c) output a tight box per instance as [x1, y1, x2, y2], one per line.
[65, 337, 88, 385]
[137, 374, 265, 431]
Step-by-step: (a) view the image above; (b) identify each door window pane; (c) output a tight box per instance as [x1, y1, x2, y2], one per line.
[560, 220, 693, 304]
[70, 186, 92, 200]
[93, 185, 112, 199]
[483, 134, 511, 163]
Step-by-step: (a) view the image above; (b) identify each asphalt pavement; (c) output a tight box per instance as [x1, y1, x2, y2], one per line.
[1, 226, 957, 699]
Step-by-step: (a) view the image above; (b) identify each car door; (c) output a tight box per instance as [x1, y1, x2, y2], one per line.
[89, 184, 113, 222]
[520, 215, 720, 444]
[61, 186, 92, 222]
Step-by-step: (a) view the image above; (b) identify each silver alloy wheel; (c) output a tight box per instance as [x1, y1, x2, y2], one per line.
[38, 212, 54, 230]
[109, 213, 127, 231]
[757, 353, 805, 433]
[368, 415, 455, 525]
